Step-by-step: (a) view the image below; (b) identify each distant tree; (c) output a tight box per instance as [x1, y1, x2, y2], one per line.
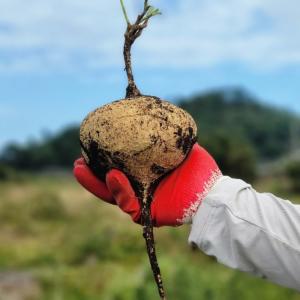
[1, 88, 298, 175]
[49, 126, 80, 167]
[179, 88, 296, 161]
[200, 130, 257, 182]
[286, 161, 300, 192]
[0, 125, 80, 170]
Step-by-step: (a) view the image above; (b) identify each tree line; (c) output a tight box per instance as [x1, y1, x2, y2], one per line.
[1, 88, 299, 183]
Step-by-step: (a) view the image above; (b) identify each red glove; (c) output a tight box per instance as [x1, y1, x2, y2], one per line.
[74, 144, 222, 227]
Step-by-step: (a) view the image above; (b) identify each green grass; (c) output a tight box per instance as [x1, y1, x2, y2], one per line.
[0, 174, 299, 299]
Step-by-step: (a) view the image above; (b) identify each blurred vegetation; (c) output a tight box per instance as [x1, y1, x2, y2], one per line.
[286, 160, 300, 192]
[179, 88, 300, 181]
[0, 126, 80, 171]
[179, 89, 297, 159]
[0, 175, 299, 300]
[1, 88, 299, 183]
[0, 164, 19, 181]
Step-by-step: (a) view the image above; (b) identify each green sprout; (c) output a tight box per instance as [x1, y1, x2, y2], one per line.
[120, 0, 161, 26]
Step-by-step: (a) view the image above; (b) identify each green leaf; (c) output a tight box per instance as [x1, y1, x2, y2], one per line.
[142, 5, 161, 22]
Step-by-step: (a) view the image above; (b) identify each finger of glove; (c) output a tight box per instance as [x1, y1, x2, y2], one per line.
[106, 169, 141, 223]
[73, 163, 115, 204]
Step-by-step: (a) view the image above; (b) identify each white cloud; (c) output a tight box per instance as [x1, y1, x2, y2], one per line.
[0, 0, 299, 73]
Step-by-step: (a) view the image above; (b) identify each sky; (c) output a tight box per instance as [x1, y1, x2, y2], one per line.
[0, 0, 300, 148]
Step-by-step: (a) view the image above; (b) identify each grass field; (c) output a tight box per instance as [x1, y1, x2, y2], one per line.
[0, 174, 299, 300]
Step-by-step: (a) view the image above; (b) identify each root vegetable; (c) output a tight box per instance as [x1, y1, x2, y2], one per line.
[79, 2, 197, 299]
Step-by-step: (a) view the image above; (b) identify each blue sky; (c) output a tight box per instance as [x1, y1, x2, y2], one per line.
[0, 0, 300, 148]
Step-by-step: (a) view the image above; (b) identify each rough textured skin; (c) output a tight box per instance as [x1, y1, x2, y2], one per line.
[80, 96, 197, 186]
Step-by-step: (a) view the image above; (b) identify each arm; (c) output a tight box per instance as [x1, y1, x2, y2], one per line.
[189, 176, 300, 291]
[74, 145, 300, 291]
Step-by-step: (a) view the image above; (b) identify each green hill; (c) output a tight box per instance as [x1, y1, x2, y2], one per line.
[179, 88, 298, 160]
[1, 88, 299, 181]
[178, 89, 299, 180]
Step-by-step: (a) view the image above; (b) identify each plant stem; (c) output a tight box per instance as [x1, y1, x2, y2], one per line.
[120, 0, 130, 25]
[123, 27, 141, 98]
[120, 0, 161, 98]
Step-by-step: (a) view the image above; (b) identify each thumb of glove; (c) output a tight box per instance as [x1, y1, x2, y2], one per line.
[73, 158, 114, 203]
[106, 170, 141, 223]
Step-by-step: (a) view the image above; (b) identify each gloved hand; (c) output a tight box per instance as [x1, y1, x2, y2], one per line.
[74, 144, 222, 227]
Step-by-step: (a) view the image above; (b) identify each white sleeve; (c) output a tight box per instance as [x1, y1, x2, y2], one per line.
[188, 176, 300, 291]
